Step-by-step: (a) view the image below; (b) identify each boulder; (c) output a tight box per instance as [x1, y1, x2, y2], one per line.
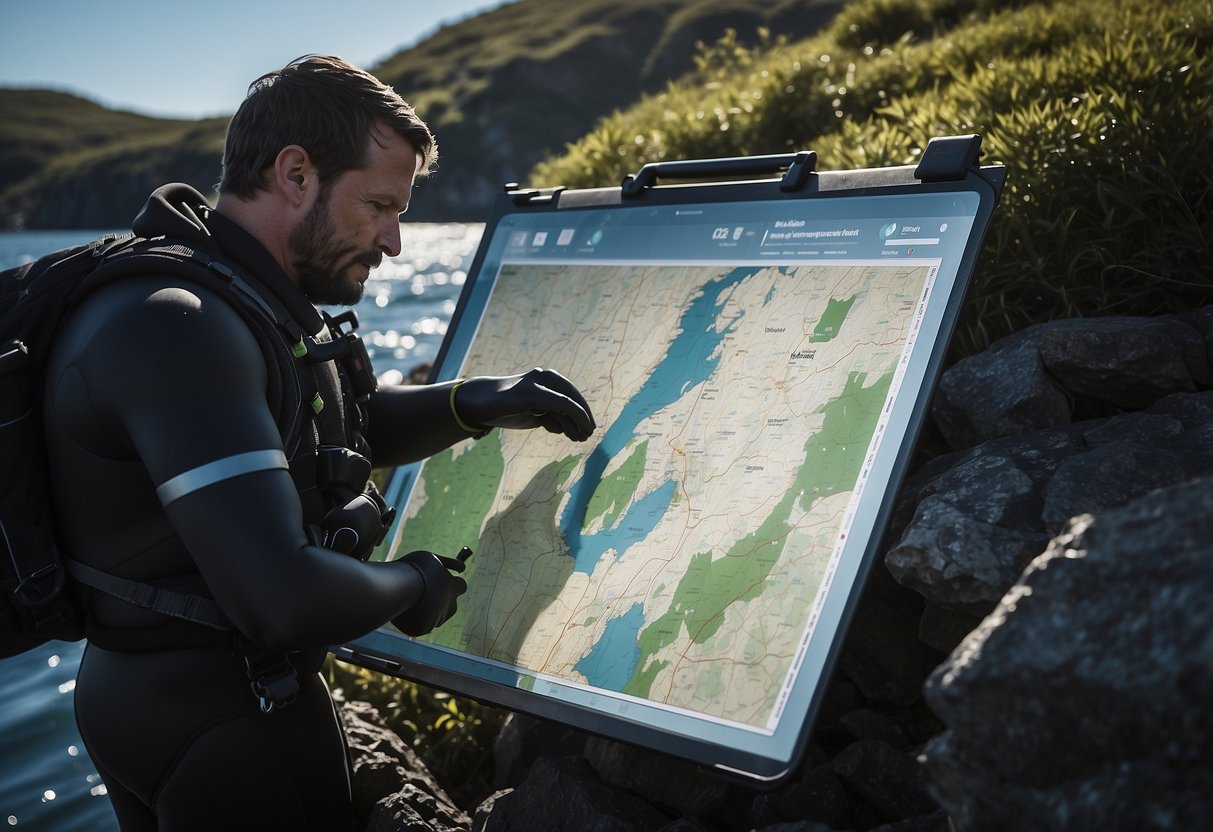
[583, 736, 753, 829]
[931, 329, 1071, 448]
[921, 478, 1213, 830]
[478, 755, 673, 831]
[1038, 316, 1211, 409]
[340, 698, 470, 832]
[889, 392, 1213, 629]
[885, 429, 1083, 614]
[930, 311, 1212, 449]
[828, 740, 937, 824]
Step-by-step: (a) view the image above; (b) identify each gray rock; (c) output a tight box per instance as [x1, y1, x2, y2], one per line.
[1077, 411, 1184, 447]
[885, 452, 1053, 613]
[891, 392, 1213, 617]
[1042, 401, 1213, 531]
[828, 740, 937, 824]
[930, 311, 1213, 450]
[471, 790, 512, 832]
[1177, 306, 1213, 366]
[340, 699, 467, 830]
[481, 755, 672, 831]
[1039, 316, 1211, 409]
[653, 817, 718, 832]
[838, 709, 909, 751]
[583, 736, 751, 828]
[916, 602, 983, 654]
[1040, 439, 1200, 530]
[492, 712, 590, 789]
[921, 478, 1213, 831]
[868, 811, 949, 831]
[837, 567, 945, 705]
[1147, 389, 1213, 428]
[931, 331, 1071, 449]
[749, 766, 854, 829]
[368, 784, 473, 832]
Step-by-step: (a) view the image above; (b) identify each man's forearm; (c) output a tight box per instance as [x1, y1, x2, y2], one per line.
[365, 381, 482, 466]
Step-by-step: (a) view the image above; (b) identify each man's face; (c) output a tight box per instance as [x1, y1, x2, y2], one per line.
[289, 125, 419, 305]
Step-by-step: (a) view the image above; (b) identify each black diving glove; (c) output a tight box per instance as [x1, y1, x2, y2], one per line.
[453, 368, 596, 442]
[392, 550, 469, 637]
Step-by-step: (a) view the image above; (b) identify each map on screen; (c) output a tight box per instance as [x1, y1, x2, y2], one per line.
[383, 257, 933, 730]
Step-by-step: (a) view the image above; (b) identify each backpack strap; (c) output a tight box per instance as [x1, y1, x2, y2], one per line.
[62, 558, 231, 631]
[77, 240, 309, 457]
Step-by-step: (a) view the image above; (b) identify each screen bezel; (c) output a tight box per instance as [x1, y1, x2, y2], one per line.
[338, 162, 1005, 786]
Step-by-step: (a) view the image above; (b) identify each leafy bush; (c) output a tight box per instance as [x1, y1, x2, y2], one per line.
[533, 0, 1213, 356]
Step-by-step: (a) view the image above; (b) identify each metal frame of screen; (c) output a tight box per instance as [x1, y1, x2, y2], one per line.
[337, 139, 1005, 786]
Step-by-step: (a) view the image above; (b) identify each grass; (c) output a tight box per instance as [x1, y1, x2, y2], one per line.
[533, 0, 1213, 357]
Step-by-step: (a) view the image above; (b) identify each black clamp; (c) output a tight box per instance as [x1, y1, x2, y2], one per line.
[914, 135, 983, 182]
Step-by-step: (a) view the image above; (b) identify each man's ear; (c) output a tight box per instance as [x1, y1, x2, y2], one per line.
[272, 145, 316, 208]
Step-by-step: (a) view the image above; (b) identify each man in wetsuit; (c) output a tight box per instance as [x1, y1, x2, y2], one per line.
[42, 55, 595, 830]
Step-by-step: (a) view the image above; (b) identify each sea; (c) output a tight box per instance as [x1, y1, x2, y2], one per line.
[0, 223, 483, 830]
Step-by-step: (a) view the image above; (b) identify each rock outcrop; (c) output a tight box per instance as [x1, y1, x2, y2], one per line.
[921, 478, 1213, 830]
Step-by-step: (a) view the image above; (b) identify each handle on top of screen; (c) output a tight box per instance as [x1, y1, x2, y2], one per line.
[620, 151, 817, 198]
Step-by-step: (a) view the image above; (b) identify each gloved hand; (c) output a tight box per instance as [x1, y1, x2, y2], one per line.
[319, 493, 388, 560]
[392, 550, 469, 637]
[454, 368, 596, 442]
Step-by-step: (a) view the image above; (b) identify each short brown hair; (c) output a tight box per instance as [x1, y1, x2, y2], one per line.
[218, 54, 436, 198]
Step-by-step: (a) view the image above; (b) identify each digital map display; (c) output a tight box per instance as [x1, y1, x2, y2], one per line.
[383, 258, 935, 731]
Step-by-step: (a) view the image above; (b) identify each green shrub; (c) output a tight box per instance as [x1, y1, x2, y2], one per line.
[533, 0, 1213, 356]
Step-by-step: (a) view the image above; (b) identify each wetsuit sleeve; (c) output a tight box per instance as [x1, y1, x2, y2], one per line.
[366, 369, 596, 466]
[74, 278, 426, 652]
[364, 380, 474, 465]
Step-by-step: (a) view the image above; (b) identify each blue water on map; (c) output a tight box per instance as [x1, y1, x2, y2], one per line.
[0, 224, 481, 830]
[573, 602, 646, 690]
[559, 266, 762, 575]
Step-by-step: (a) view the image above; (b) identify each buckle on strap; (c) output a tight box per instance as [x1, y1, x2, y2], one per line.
[242, 647, 299, 714]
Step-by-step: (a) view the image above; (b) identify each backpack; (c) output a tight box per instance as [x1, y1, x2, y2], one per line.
[0, 233, 306, 657]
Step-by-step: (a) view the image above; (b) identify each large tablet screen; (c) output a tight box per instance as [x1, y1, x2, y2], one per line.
[342, 173, 997, 783]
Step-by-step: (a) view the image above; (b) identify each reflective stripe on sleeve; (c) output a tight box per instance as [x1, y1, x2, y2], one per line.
[156, 449, 289, 506]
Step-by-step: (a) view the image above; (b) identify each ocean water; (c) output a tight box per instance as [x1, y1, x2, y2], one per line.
[0, 223, 482, 829]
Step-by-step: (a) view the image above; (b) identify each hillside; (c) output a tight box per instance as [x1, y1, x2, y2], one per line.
[372, 0, 844, 218]
[535, 0, 1213, 357]
[0, 0, 843, 229]
[0, 89, 227, 228]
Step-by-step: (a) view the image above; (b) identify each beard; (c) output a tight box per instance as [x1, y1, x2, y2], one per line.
[289, 192, 383, 306]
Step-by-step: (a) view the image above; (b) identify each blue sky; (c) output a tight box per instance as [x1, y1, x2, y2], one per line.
[0, 0, 511, 119]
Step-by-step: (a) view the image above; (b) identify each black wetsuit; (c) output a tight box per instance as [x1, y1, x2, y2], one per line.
[43, 187, 429, 830]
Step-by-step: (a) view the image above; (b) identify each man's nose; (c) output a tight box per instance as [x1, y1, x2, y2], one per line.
[377, 217, 402, 258]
